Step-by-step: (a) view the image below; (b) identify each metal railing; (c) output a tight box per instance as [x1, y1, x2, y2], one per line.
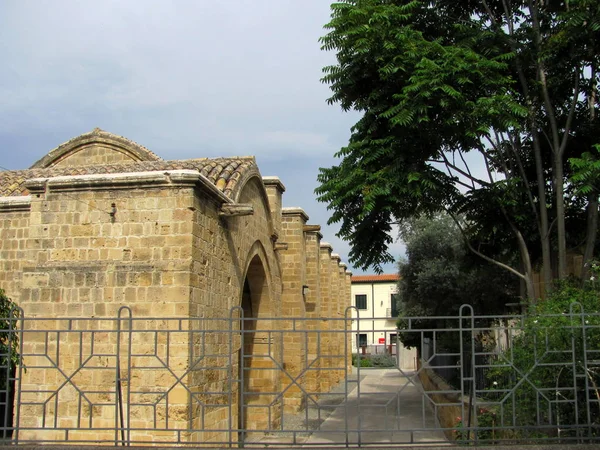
[0, 304, 598, 447]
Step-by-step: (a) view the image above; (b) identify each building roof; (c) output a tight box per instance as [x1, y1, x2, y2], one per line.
[30, 128, 163, 168]
[0, 129, 260, 201]
[351, 274, 400, 283]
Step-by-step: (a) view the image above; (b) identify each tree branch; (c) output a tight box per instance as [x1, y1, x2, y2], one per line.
[559, 66, 580, 155]
[447, 211, 527, 281]
[441, 152, 491, 187]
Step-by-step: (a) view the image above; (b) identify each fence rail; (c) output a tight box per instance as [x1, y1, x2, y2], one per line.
[0, 304, 597, 447]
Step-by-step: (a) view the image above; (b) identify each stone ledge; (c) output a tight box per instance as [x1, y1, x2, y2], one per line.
[282, 206, 309, 221]
[0, 195, 31, 212]
[23, 170, 232, 204]
[320, 242, 333, 252]
[262, 176, 286, 192]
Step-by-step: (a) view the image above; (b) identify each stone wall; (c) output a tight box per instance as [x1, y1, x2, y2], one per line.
[0, 131, 352, 445]
[0, 198, 30, 299]
[15, 172, 200, 443]
[52, 146, 138, 167]
[417, 361, 467, 441]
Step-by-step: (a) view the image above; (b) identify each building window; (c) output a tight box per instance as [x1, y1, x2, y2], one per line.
[391, 293, 400, 317]
[357, 333, 367, 348]
[355, 294, 367, 310]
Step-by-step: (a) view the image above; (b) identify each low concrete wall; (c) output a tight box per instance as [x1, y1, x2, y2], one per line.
[417, 360, 468, 441]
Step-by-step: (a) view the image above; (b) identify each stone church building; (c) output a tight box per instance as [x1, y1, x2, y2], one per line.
[0, 129, 352, 444]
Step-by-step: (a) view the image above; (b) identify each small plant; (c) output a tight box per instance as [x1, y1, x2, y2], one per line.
[351, 353, 373, 367]
[476, 408, 498, 443]
[359, 357, 372, 367]
[453, 416, 466, 441]
[369, 354, 396, 367]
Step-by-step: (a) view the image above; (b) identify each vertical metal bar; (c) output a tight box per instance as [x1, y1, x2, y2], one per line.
[579, 304, 592, 440]
[569, 304, 580, 441]
[460, 304, 474, 443]
[11, 306, 23, 443]
[572, 302, 592, 440]
[228, 307, 241, 448]
[304, 326, 309, 433]
[469, 307, 476, 445]
[355, 308, 361, 447]
[115, 313, 122, 446]
[53, 331, 60, 430]
[239, 308, 245, 448]
[2, 309, 10, 439]
[344, 307, 355, 448]
[125, 311, 132, 446]
[6, 307, 21, 441]
[117, 306, 132, 446]
[459, 306, 466, 441]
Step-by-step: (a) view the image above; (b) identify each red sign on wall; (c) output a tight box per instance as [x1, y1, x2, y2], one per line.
[378, 338, 385, 344]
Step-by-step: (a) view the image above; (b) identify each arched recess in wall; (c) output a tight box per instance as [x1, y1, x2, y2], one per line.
[238, 241, 280, 434]
[231, 174, 276, 240]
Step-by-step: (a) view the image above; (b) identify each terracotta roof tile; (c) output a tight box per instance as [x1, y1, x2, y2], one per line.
[351, 274, 400, 283]
[0, 157, 258, 200]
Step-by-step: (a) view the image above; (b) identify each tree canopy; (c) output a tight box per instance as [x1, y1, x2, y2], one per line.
[396, 214, 518, 348]
[317, 0, 600, 299]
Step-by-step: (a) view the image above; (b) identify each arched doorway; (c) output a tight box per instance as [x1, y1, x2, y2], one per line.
[238, 253, 280, 440]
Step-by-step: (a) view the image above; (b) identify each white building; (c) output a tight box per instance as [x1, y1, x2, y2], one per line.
[350, 274, 417, 369]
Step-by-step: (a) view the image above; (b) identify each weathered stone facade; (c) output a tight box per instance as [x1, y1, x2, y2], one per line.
[0, 129, 352, 444]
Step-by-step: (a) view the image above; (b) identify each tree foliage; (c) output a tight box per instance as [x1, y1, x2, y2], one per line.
[396, 214, 518, 349]
[317, 0, 600, 299]
[0, 289, 20, 387]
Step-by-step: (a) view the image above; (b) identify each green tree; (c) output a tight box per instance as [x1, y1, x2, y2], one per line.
[395, 214, 518, 349]
[317, 0, 600, 299]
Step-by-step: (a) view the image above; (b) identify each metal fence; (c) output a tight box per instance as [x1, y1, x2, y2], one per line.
[0, 303, 598, 447]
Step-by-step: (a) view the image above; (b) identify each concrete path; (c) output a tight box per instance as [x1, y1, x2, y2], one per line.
[254, 368, 449, 446]
[303, 368, 448, 446]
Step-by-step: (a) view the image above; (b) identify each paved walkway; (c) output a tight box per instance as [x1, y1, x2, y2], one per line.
[256, 368, 448, 446]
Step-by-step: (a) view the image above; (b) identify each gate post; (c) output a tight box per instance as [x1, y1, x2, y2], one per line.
[116, 306, 132, 446]
[9, 306, 24, 444]
[570, 302, 592, 441]
[459, 304, 475, 444]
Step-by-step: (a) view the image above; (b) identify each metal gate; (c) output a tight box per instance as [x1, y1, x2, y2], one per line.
[0, 304, 598, 446]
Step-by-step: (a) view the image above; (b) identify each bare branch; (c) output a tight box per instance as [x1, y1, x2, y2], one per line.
[457, 150, 476, 189]
[447, 211, 527, 281]
[441, 153, 491, 187]
[559, 67, 580, 155]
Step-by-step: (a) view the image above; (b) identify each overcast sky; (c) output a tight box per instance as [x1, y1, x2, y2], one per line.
[0, 0, 405, 274]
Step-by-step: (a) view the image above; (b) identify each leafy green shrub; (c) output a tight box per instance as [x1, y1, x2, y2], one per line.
[0, 289, 20, 374]
[352, 353, 374, 367]
[486, 279, 600, 440]
[369, 354, 396, 367]
[352, 353, 395, 367]
[359, 357, 372, 367]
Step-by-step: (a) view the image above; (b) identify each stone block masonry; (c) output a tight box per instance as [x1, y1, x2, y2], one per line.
[0, 129, 352, 445]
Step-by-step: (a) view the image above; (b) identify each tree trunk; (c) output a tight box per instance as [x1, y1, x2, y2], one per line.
[581, 193, 599, 282]
[532, 128, 553, 294]
[516, 228, 536, 301]
[554, 156, 567, 279]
